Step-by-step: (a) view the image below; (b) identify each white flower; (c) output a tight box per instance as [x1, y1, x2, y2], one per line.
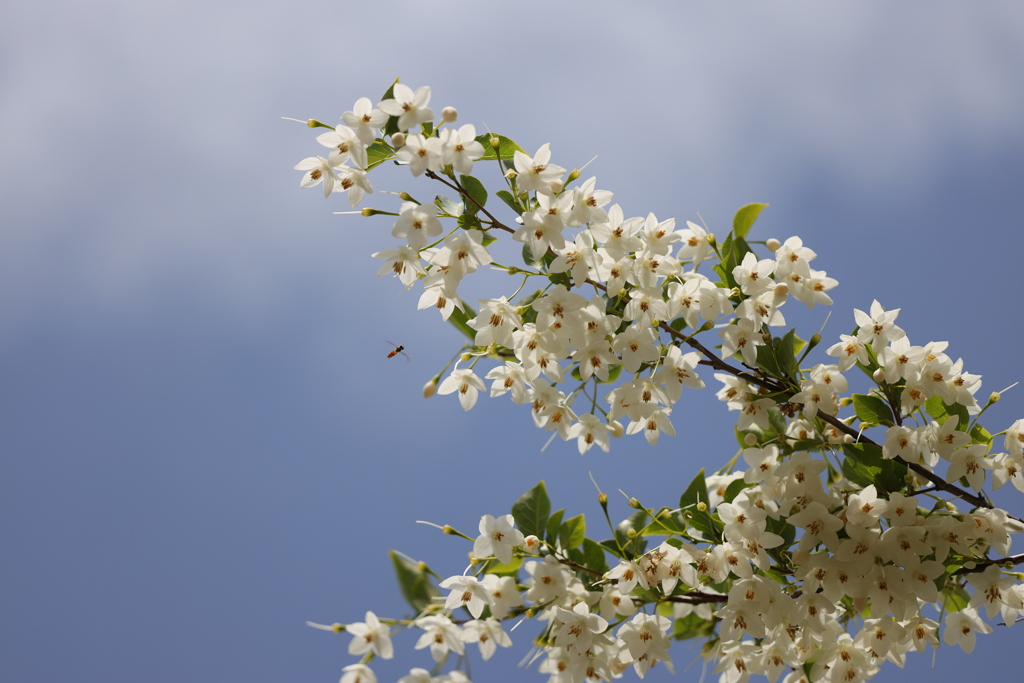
[513, 143, 566, 195]
[462, 618, 512, 660]
[294, 155, 340, 198]
[473, 514, 524, 565]
[438, 369, 485, 411]
[439, 574, 493, 618]
[441, 124, 485, 175]
[396, 133, 445, 176]
[339, 664, 376, 683]
[345, 611, 393, 659]
[378, 83, 434, 132]
[942, 607, 992, 653]
[414, 615, 464, 661]
[342, 97, 388, 146]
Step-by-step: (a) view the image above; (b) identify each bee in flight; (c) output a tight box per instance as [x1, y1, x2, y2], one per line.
[386, 341, 410, 361]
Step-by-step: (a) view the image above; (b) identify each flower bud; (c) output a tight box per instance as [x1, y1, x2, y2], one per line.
[765, 238, 781, 252]
[566, 168, 581, 184]
[441, 106, 458, 123]
[743, 432, 758, 446]
[872, 368, 886, 383]
[549, 179, 564, 194]
[609, 420, 624, 438]
[773, 282, 789, 298]
[523, 535, 540, 553]
[423, 379, 438, 398]
[626, 528, 638, 539]
[390, 132, 406, 148]
[839, 397, 853, 407]
[843, 434, 854, 444]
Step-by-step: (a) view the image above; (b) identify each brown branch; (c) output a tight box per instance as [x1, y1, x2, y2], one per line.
[425, 170, 515, 234]
[953, 553, 1024, 576]
[814, 412, 1017, 518]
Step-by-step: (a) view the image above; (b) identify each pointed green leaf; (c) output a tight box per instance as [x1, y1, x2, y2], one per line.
[389, 550, 438, 613]
[842, 442, 907, 496]
[495, 189, 523, 216]
[380, 78, 402, 138]
[459, 174, 488, 213]
[512, 481, 551, 540]
[925, 395, 969, 430]
[366, 142, 395, 171]
[852, 394, 895, 427]
[732, 203, 769, 239]
[445, 303, 477, 342]
[942, 584, 971, 612]
[582, 538, 609, 575]
[435, 194, 464, 217]
[679, 468, 711, 513]
[559, 514, 586, 550]
[615, 510, 649, 557]
[546, 508, 565, 546]
[723, 478, 748, 504]
[474, 134, 526, 161]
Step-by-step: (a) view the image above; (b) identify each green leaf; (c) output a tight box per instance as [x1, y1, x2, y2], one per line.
[474, 134, 526, 161]
[599, 538, 625, 560]
[512, 481, 551, 540]
[841, 442, 907, 496]
[639, 509, 688, 536]
[457, 213, 482, 231]
[445, 304, 478, 342]
[546, 508, 565, 546]
[366, 142, 395, 171]
[582, 538, 609, 575]
[615, 510, 649, 557]
[775, 328, 801, 378]
[435, 194, 464, 217]
[713, 234, 753, 290]
[971, 423, 992, 446]
[482, 555, 522, 577]
[389, 550, 438, 613]
[559, 514, 587, 550]
[723, 478, 748, 504]
[380, 78, 402, 138]
[755, 343, 783, 379]
[852, 394, 895, 427]
[679, 468, 711, 513]
[672, 612, 717, 641]
[942, 584, 971, 612]
[459, 174, 488, 213]
[732, 203, 769, 239]
[925, 395, 969, 430]
[495, 190, 522, 215]
[521, 242, 537, 267]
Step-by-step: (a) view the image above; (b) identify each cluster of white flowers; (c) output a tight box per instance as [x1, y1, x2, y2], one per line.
[292, 81, 1024, 683]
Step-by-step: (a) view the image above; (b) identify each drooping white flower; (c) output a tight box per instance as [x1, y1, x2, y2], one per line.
[345, 611, 393, 659]
[473, 514, 524, 565]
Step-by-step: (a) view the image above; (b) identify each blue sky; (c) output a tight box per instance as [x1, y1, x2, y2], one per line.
[3, 2, 1024, 681]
